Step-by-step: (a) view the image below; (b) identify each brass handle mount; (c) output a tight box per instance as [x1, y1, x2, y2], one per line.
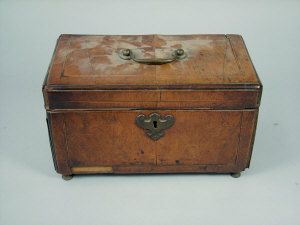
[119, 48, 187, 65]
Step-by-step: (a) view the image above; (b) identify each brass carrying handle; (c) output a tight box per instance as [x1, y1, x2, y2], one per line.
[118, 48, 187, 65]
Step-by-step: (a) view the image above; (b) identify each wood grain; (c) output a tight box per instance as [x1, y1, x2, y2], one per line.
[45, 34, 261, 88]
[46, 90, 260, 110]
[48, 113, 71, 175]
[47, 110, 258, 174]
[43, 34, 262, 176]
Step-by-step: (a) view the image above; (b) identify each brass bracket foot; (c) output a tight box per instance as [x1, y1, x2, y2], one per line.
[62, 174, 73, 181]
[230, 172, 241, 178]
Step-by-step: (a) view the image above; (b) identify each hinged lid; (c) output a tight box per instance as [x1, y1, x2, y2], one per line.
[43, 34, 262, 111]
[44, 34, 261, 90]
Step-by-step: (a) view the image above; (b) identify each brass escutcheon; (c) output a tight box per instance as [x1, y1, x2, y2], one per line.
[135, 113, 175, 141]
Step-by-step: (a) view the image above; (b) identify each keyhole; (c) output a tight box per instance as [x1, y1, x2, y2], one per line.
[153, 121, 158, 128]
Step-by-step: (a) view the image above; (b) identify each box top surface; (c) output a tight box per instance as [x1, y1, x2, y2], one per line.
[45, 34, 261, 90]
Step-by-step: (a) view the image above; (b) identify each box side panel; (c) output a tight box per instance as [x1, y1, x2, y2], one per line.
[236, 110, 259, 169]
[46, 113, 58, 172]
[48, 113, 72, 175]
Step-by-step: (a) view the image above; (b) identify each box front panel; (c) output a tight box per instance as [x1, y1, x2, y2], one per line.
[64, 111, 157, 167]
[156, 110, 242, 166]
[49, 109, 257, 174]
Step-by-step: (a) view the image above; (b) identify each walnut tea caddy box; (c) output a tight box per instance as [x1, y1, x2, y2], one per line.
[43, 34, 262, 180]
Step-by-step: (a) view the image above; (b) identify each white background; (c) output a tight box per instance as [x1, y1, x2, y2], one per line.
[0, 0, 299, 225]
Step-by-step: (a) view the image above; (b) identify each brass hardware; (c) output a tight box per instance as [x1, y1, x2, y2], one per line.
[135, 113, 175, 141]
[119, 48, 187, 65]
[62, 174, 73, 181]
[230, 172, 241, 178]
[176, 48, 184, 56]
[122, 49, 130, 56]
